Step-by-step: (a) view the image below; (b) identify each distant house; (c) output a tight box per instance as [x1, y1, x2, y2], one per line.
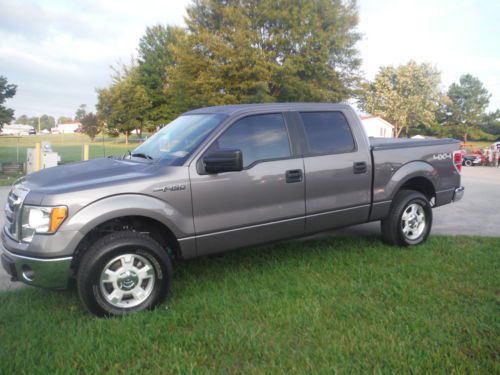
[360, 116, 394, 138]
[52, 122, 81, 134]
[1, 123, 35, 135]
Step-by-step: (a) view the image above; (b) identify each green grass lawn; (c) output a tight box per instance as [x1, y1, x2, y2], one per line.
[0, 133, 144, 164]
[0, 236, 498, 374]
[0, 134, 143, 185]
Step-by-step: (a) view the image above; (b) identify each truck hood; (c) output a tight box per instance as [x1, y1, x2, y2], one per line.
[22, 157, 159, 193]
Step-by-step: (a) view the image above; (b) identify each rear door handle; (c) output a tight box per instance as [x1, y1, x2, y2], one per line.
[286, 169, 303, 183]
[353, 162, 367, 174]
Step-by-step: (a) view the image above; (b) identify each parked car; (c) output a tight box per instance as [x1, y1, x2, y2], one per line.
[462, 154, 481, 166]
[1, 103, 464, 316]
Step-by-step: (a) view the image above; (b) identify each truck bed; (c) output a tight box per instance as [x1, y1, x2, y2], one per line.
[368, 137, 461, 209]
[369, 137, 460, 151]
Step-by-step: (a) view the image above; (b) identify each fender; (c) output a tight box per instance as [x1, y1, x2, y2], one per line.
[60, 194, 194, 239]
[384, 161, 438, 201]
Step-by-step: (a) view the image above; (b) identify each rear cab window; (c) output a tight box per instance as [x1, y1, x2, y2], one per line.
[299, 111, 356, 155]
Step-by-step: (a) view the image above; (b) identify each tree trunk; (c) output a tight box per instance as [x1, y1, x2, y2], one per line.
[125, 132, 129, 145]
[395, 126, 403, 138]
[463, 132, 468, 143]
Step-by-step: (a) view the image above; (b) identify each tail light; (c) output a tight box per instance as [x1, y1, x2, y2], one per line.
[453, 151, 462, 173]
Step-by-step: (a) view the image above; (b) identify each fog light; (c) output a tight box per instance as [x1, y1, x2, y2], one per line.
[21, 265, 35, 282]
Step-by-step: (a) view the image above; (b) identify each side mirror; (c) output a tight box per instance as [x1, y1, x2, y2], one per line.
[203, 149, 243, 173]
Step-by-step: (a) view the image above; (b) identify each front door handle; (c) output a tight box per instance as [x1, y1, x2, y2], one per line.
[286, 169, 303, 183]
[353, 162, 367, 174]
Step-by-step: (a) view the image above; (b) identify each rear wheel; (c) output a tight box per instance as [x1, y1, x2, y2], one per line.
[77, 231, 173, 317]
[381, 190, 432, 246]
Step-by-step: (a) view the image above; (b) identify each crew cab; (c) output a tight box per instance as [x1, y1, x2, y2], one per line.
[1, 103, 464, 316]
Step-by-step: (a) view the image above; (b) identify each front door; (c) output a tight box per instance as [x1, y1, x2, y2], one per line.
[189, 113, 305, 255]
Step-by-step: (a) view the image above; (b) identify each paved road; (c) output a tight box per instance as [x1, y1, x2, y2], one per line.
[1, 166, 499, 292]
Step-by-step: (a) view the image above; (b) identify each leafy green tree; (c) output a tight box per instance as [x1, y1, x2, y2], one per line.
[97, 65, 151, 144]
[167, 0, 361, 115]
[38, 114, 55, 131]
[15, 113, 55, 130]
[57, 116, 74, 124]
[16, 114, 30, 124]
[358, 61, 442, 137]
[481, 110, 500, 139]
[80, 112, 99, 140]
[75, 104, 87, 122]
[0, 75, 17, 129]
[443, 74, 491, 142]
[137, 24, 184, 125]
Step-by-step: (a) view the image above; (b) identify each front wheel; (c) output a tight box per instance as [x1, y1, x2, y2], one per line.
[77, 232, 173, 317]
[381, 190, 432, 246]
[464, 160, 473, 167]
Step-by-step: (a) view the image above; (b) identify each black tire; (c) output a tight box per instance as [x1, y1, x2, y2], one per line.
[464, 160, 473, 167]
[77, 231, 173, 317]
[381, 190, 432, 246]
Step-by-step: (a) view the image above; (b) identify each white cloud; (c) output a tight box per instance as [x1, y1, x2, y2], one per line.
[357, 0, 500, 110]
[0, 0, 190, 117]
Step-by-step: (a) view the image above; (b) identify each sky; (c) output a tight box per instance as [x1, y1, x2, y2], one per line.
[1, 0, 499, 120]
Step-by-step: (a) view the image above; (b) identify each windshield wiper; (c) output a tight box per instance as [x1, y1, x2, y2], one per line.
[131, 152, 154, 160]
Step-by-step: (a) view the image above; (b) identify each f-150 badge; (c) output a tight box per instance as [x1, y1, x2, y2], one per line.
[153, 184, 186, 192]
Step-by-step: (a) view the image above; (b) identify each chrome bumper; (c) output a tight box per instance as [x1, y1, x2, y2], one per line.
[1, 247, 72, 290]
[453, 186, 465, 202]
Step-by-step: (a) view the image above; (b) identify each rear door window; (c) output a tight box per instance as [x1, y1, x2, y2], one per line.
[299, 111, 355, 155]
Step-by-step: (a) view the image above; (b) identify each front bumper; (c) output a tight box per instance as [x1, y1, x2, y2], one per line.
[1, 247, 72, 290]
[453, 186, 465, 202]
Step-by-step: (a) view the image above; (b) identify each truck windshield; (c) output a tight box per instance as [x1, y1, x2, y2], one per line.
[132, 114, 225, 165]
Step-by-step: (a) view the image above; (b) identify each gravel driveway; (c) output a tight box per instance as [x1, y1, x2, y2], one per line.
[1, 166, 499, 292]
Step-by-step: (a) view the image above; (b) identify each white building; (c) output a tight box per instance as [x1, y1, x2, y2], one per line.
[1, 123, 35, 135]
[53, 122, 81, 134]
[360, 116, 394, 138]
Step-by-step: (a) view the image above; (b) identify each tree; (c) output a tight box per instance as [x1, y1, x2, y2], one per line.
[0, 75, 17, 130]
[137, 24, 184, 125]
[39, 115, 56, 131]
[167, 0, 361, 115]
[15, 114, 54, 130]
[97, 64, 151, 144]
[75, 104, 87, 121]
[481, 109, 500, 140]
[57, 116, 74, 124]
[80, 112, 99, 140]
[443, 74, 491, 142]
[16, 114, 30, 124]
[358, 61, 442, 137]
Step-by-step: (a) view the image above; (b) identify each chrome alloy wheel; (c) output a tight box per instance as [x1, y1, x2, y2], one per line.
[99, 253, 155, 308]
[401, 203, 426, 241]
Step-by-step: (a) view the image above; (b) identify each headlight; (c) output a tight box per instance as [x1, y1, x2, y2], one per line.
[21, 206, 68, 242]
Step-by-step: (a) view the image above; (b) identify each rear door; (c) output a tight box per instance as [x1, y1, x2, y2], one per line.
[189, 113, 305, 255]
[297, 111, 372, 234]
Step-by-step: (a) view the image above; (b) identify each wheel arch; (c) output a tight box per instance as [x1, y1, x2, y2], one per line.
[71, 215, 182, 270]
[386, 161, 438, 203]
[62, 194, 195, 268]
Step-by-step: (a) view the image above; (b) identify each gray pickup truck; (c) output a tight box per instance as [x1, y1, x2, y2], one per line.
[1, 103, 464, 316]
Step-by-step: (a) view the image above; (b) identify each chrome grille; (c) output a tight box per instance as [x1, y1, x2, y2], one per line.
[4, 185, 29, 241]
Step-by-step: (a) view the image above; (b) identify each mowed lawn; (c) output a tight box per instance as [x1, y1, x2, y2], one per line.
[0, 134, 142, 164]
[0, 236, 498, 374]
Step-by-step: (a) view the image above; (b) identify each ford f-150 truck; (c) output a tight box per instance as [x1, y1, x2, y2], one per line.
[1, 103, 464, 316]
